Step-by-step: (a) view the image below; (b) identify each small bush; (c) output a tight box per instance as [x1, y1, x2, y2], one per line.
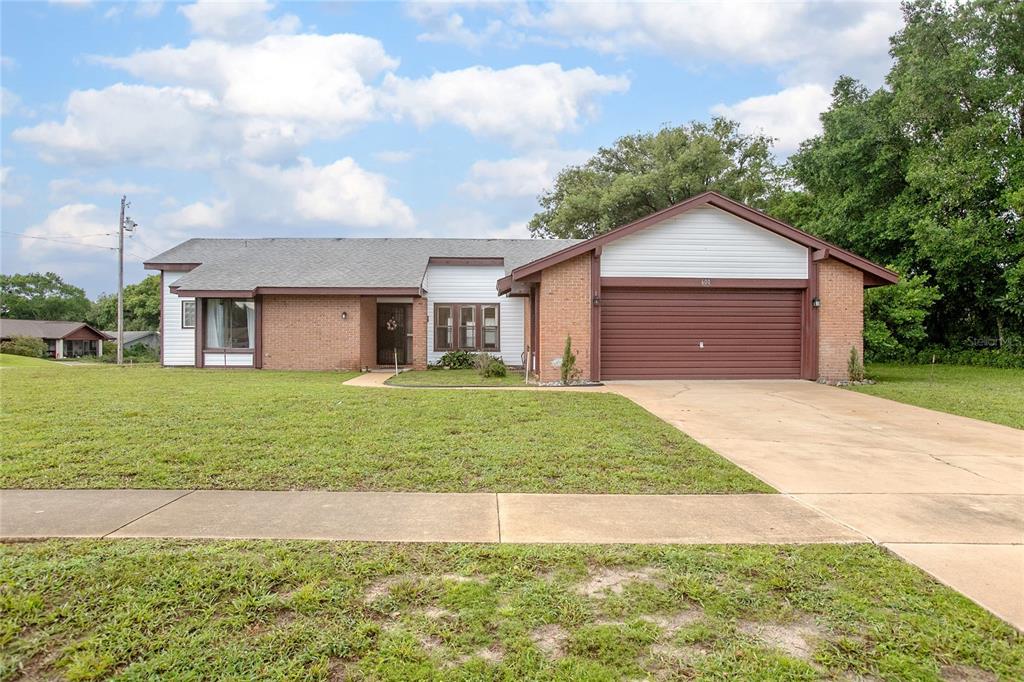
[910, 347, 1024, 369]
[848, 346, 865, 382]
[560, 335, 579, 385]
[438, 350, 475, 369]
[476, 353, 507, 378]
[0, 335, 47, 358]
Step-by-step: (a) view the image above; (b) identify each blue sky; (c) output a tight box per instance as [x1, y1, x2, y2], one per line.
[1, 1, 903, 297]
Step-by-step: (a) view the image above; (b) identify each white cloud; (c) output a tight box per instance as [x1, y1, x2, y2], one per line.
[49, 177, 159, 200]
[1, 167, 25, 207]
[711, 83, 832, 154]
[232, 158, 416, 229]
[135, 1, 163, 18]
[156, 199, 230, 230]
[19, 204, 115, 258]
[179, 0, 300, 41]
[48, 0, 93, 8]
[373, 150, 415, 164]
[415, 11, 504, 50]
[1, 86, 30, 117]
[12, 84, 239, 168]
[458, 149, 590, 200]
[382, 63, 628, 147]
[98, 34, 397, 129]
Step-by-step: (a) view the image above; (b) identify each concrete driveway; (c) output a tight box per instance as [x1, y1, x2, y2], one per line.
[607, 380, 1024, 629]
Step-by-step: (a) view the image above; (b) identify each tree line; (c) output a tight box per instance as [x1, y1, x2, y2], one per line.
[0, 272, 160, 332]
[530, 0, 1022, 359]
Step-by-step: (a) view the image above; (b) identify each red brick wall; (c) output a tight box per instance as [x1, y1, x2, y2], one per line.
[359, 297, 376, 370]
[411, 297, 428, 369]
[261, 295, 362, 370]
[817, 258, 864, 382]
[537, 253, 592, 383]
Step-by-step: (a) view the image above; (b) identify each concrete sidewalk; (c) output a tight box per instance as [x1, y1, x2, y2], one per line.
[0, 489, 863, 544]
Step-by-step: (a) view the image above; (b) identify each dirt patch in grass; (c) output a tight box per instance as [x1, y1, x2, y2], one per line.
[737, 616, 825, 661]
[363, 575, 411, 603]
[939, 664, 999, 681]
[577, 566, 664, 598]
[531, 624, 569, 658]
[641, 610, 703, 634]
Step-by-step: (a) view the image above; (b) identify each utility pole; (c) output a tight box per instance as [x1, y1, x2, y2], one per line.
[116, 195, 137, 366]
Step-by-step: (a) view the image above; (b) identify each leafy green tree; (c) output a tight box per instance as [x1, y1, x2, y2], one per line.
[0, 272, 91, 321]
[783, 0, 1024, 347]
[863, 274, 942, 360]
[529, 118, 782, 239]
[89, 275, 161, 331]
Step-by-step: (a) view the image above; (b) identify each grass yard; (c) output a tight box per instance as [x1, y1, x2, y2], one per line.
[0, 359, 766, 493]
[851, 363, 1024, 429]
[0, 354, 58, 368]
[386, 368, 529, 387]
[2, 541, 1020, 681]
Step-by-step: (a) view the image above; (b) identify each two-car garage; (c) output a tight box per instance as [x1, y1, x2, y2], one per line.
[599, 286, 804, 380]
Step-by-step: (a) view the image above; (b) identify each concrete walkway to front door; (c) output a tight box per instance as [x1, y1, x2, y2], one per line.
[606, 380, 1024, 630]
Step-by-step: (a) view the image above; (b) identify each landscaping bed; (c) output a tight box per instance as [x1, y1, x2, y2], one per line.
[2, 540, 1020, 681]
[385, 368, 529, 387]
[0, 359, 766, 493]
[851, 363, 1024, 429]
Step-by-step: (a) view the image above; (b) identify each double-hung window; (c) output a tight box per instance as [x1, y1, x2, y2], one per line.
[434, 303, 499, 352]
[181, 300, 196, 329]
[205, 298, 255, 350]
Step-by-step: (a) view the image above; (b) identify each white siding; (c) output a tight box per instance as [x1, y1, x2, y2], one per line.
[162, 272, 195, 366]
[423, 264, 525, 366]
[601, 206, 808, 279]
[203, 352, 254, 367]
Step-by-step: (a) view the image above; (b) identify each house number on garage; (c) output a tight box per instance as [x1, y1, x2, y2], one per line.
[701, 278, 712, 287]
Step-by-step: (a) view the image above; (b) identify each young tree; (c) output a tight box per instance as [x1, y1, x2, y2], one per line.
[0, 272, 91, 321]
[529, 118, 782, 239]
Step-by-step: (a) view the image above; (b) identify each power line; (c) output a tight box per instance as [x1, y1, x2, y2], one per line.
[1, 231, 117, 251]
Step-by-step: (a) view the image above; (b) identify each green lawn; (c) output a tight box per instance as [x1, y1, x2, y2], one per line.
[2, 541, 1020, 681]
[387, 368, 530, 387]
[850, 363, 1024, 429]
[0, 354, 58, 368]
[0, 360, 766, 493]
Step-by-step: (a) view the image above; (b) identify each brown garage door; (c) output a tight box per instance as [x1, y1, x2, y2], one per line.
[600, 287, 803, 379]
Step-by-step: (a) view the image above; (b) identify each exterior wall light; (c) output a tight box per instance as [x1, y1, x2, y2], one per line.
[811, 297, 821, 308]
[341, 311, 348, 320]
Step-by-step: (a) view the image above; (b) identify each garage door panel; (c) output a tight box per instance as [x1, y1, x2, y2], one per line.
[600, 287, 803, 379]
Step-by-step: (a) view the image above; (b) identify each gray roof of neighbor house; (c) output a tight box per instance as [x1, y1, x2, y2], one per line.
[0, 319, 112, 340]
[102, 330, 159, 344]
[145, 238, 581, 293]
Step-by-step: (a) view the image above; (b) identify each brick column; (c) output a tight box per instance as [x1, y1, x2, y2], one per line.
[817, 259, 864, 382]
[411, 297, 428, 369]
[537, 253, 592, 383]
[359, 297, 377, 370]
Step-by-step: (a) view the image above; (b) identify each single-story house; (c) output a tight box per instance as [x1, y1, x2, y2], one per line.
[103, 330, 160, 353]
[0, 319, 112, 358]
[144, 192, 898, 382]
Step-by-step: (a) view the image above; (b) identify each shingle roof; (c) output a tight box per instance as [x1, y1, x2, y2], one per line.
[102, 331, 158, 344]
[146, 238, 581, 292]
[0, 319, 111, 340]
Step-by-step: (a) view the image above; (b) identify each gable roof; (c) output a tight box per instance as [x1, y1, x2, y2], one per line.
[145, 238, 581, 295]
[0, 319, 112, 340]
[103, 330, 158, 344]
[507, 191, 899, 286]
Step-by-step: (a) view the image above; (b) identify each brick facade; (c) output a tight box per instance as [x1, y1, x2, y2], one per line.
[411, 297, 428, 370]
[359, 297, 377, 370]
[261, 295, 363, 371]
[817, 258, 864, 382]
[537, 253, 592, 383]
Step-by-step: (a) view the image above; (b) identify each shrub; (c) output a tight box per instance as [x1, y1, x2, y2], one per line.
[438, 350, 475, 369]
[910, 347, 1024, 369]
[848, 346, 865, 382]
[1, 335, 47, 358]
[560, 335, 579, 384]
[475, 353, 507, 378]
[863, 273, 941, 362]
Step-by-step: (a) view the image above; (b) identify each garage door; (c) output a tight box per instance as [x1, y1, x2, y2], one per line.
[600, 287, 802, 379]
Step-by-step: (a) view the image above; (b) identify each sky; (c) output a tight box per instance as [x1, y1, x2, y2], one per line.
[0, 0, 904, 298]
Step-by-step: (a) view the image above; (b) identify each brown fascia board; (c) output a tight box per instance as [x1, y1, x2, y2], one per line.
[62, 323, 113, 341]
[143, 262, 200, 272]
[510, 191, 899, 285]
[170, 286, 424, 297]
[429, 257, 504, 266]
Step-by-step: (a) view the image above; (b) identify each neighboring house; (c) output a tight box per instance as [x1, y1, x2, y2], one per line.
[0, 319, 111, 358]
[144, 192, 897, 382]
[103, 330, 160, 353]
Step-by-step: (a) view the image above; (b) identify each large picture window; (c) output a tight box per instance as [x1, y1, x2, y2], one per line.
[205, 298, 255, 350]
[434, 303, 499, 352]
[181, 300, 196, 329]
